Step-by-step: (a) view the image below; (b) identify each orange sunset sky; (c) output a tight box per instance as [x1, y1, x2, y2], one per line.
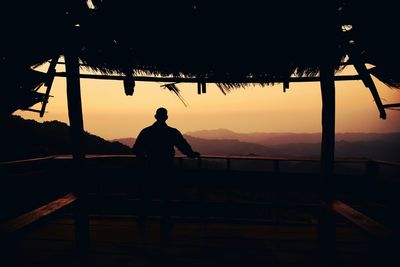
[16, 63, 400, 140]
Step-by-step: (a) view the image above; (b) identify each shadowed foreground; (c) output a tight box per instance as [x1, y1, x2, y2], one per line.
[6, 215, 375, 267]
[1, 155, 398, 267]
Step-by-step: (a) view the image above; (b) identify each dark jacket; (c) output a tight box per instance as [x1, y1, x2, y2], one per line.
[132, 121, 198, 167]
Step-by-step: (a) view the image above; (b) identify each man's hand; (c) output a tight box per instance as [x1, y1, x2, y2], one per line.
[188, 151, 200, 158]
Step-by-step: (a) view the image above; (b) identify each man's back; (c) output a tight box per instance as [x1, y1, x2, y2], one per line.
[132, 107, 199, 168]
[135, 122, 180, 162]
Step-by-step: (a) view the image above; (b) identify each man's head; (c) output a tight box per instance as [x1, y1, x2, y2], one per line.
[155, 107, 168, 122]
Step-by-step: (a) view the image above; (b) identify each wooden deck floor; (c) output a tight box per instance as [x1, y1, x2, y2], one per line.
[3, 214, 379, 267]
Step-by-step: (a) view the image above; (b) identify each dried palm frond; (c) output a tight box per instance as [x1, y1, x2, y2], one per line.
[161, 83, 188, 107]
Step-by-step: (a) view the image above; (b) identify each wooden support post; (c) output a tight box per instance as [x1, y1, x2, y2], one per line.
[320, 65, 336, 204]
[318, 63, 336, 266]
[65, 48, 90, 254]
[65, 53, 85, 161]
[353, 62, 386, 119]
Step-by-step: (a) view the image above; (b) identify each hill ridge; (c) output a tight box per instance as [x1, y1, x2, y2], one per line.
[1, 116, 131, 162]
[185, 128, 400, 146]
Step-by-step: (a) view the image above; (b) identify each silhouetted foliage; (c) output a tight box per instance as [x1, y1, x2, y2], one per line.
[0, 116, 131, 161]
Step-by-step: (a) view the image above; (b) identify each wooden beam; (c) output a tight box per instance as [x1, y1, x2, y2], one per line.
[371, 159, 400, 168]
[20, 108, 41, 113]
[0, 156, 55, 166]
[201, 82, 207, 93]
[383, 103, 400, 109]
[332, 201, 392, 241]
[346, 40, 386, 119]
[353, 62, 386, 119]
[318, 62, 337, 266]
[54, 72, 361, 84]
[65, 46, 90, 253]
[40, 56, 59, 117]
[0, 193, 76, 237]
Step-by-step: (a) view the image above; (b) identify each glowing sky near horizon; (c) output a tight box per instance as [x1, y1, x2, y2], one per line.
[15, 63, 400, 140]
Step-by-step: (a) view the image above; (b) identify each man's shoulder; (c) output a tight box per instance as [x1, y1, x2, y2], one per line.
[143, 125, 153, 131]
[141, 123, 181, 136]
[139, 125, 154, 135]
[167, 125, 181, 135]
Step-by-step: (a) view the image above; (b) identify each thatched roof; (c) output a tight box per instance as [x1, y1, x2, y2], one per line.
[339, 1, 400, 88]
[79, 1, 340, 76]
[1, 0, 399, 115]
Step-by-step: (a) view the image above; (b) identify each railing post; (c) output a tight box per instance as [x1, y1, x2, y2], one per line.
[272, 160, 280, 224]
[197, 157, 202, 169]
[178, 157, 183, 169]
[366, 160, 380, 201]
[199, 177, 207, 224]
[227, 157, 233, 221]
[273, 160, 280, 173]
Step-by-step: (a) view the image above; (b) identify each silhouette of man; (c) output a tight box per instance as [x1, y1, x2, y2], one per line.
[132, 107, 200, 244]
[132, 107, 200, 167]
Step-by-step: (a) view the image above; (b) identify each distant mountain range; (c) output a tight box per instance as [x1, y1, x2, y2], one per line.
[2, 117, 399, 162]
[0, 116, 131, 162]
[114, 129, 400, 161]
[113, 136, 280, 157]
[185, 129, 400, 160]
[186, 128, 400, 146]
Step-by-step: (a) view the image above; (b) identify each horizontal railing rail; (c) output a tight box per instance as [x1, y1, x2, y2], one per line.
[0, 156, 56, 166]
[369, 159, 400, 168]
[1, 154, 398, 167]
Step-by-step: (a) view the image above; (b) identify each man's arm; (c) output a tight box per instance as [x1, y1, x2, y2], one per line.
[174, 130, 200, 158]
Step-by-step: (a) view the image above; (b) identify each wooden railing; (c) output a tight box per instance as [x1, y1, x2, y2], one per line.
[1, 154, 399, 254]
[331, 200, 393, 242]
[2, 153, 397, 171]
[0, 193, 76, 238]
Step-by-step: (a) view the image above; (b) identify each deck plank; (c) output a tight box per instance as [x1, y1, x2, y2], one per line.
[3, 214, 380, 267]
